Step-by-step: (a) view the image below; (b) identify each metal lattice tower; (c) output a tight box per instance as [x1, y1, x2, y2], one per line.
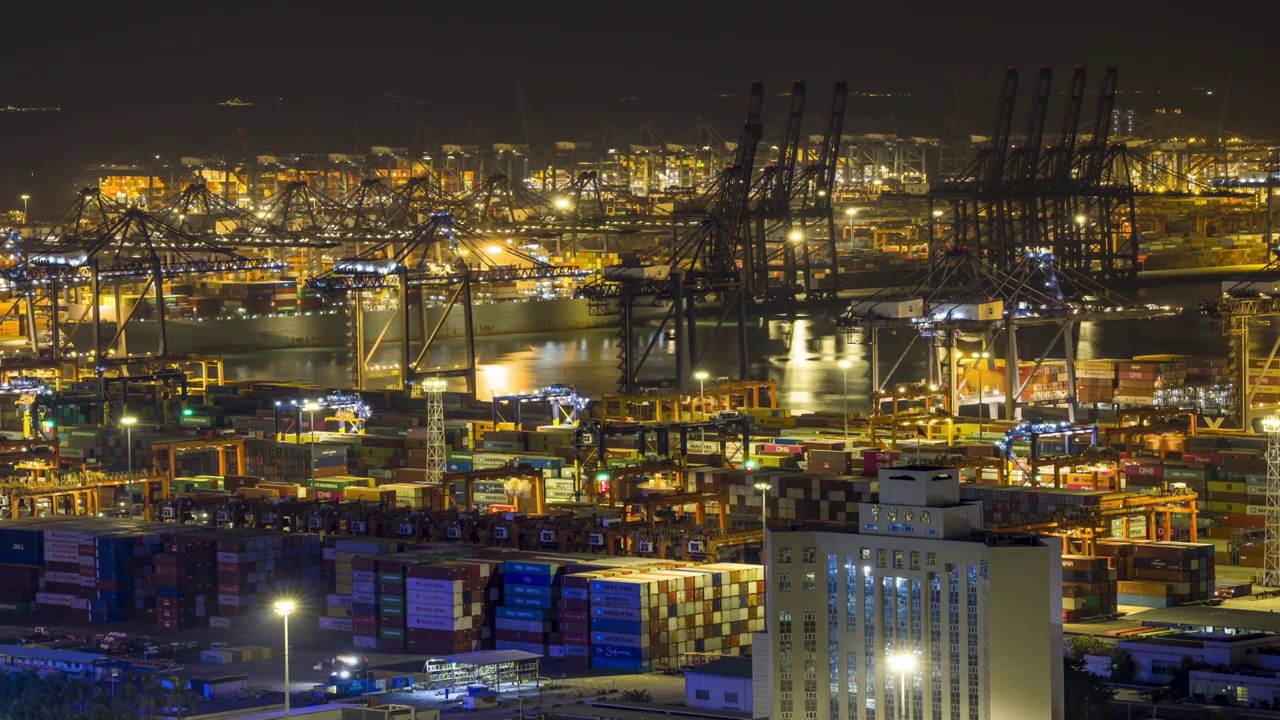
[421, 378, 448, 485]
[1265, 417, 1280, 587]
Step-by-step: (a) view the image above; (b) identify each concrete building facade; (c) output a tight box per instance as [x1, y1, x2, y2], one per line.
[756, 466, 1064, 720]
[685, 656, 754, 714]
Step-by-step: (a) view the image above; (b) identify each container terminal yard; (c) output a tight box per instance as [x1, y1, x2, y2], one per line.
[0, 68, 1277, 717]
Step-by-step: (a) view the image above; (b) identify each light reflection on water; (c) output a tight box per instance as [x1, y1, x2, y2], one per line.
[221, 280, 1263, 414]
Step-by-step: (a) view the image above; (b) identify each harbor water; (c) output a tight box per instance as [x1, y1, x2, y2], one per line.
[221, 280, 1256, 414]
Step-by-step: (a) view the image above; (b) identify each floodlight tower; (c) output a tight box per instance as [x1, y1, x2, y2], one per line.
[1264, 417, 1280, 587]
[422, 378, 448, 485]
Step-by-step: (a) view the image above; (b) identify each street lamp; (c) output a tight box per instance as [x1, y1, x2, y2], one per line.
[693, 371, 709, 419]
[274, 599, 297, 718]
[787, 229, 803, 242]
[838, 360, 853, 440]
[273, 401, 282, 441]
[20, 195, 29, 225]
[844, 208, 857, 217]
[693, 370, 710, 451]
[120, 417, 137, 475]
[886, 652, 917, 719]
[1074, 214, 1087, 227]
[753, 480, 770, 534]
[302, 402, 321, 443]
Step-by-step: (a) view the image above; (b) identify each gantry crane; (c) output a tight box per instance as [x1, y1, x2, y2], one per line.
[579, 82, 764, 394]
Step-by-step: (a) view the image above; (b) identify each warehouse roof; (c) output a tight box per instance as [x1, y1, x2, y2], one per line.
[430, 649, 541, 667]
[0, 644, 106, 664]
[1135, 607, 1280, 635]
[688, 657, 753, 679]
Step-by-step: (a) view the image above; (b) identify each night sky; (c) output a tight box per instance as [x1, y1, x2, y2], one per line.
[1, 0, 1276, 215]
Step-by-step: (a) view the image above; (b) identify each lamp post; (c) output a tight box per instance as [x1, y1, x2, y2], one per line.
[274, 599, 297, 718]
[302, 402, 320, 443]
[886, 652, 917, 720]
[20, 195, 29, 225]
[120, 417, 137, 475]
[838, 359, 853, 440]
[273, 401, 281, 441]
[693, 371, 709, 451]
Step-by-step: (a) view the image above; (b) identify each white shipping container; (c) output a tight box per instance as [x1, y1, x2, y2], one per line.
[406, 602, 463, 619]
[319, 617, 354, 632]
[407, 614, 473, 631]
[406, 577, 463, 593]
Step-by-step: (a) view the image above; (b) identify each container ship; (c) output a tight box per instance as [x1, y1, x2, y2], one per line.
[52, 277, 665, 354]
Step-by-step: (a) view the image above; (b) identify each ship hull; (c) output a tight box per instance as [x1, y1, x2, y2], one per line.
[61, 298, 658, 354]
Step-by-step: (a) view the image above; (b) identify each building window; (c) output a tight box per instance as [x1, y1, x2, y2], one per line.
[861, 547, 871, 560]
[877, 549, 888, 568]
[1236, 686, 1248, 704]
[778, 547, 792, 564]
[695, 689, 709, 701]
[725, 691, 739, 703]
[779, 573, 792, 592]
[968, 565, 980, 720]
[893, 550, 904, 569]
[846, 557, 858, 631]
[802, 547, 817, 563]
[828, 555, 839, 720]
[803, 572, 816, 591]
[926, 552, 938, 566]
[865, 571, 877, 719]
[910, 551, 921, 571]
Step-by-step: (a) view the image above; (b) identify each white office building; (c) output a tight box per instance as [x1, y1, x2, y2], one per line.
[756, 465, 1064, 720]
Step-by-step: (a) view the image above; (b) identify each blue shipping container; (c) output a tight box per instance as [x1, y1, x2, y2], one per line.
[496, 607, 550, 621]
[503, 571, 557, 588]
[504, 561, 560, 576]
[0, 529, 42, 567]
[504, 583, 557, 598]
[591, 644, 648, 661]
[506, 596, 554, 610]
[589, 619, 644, 634]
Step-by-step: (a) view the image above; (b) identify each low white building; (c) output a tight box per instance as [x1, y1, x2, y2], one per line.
[685, 657, 754, 715]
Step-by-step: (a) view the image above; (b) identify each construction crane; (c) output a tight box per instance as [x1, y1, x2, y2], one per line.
[306, 211, 590, 391]
[6, 208, 285, 364]
[838, 246, 1179, 421]
[579, 81, 764, 394]
[994, 418, 1099, 480]
[492, 384, 589, 428]
[929, 67, 1139, 280]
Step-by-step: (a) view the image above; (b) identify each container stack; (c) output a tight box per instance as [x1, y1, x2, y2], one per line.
[1110, 540, 1215, 608]
[712, 469, 876, 524]
[1075, 360, 1117, 405]
[1095, 540, 1136, 580]
[1061, 555, 1117, 622]
[1113, 359, 1185, 407]
[959, 486, 1115, 527]
[321, 538, 404, 634]
[351, 555, 379, 650]
[152, 534, 217, 630]
[405, 560, 497, 655]
[587, 563, 764, 672]
[496, 559, 563, 655]
[557, 572, 594, 666]
[212, 532, 323, 627]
